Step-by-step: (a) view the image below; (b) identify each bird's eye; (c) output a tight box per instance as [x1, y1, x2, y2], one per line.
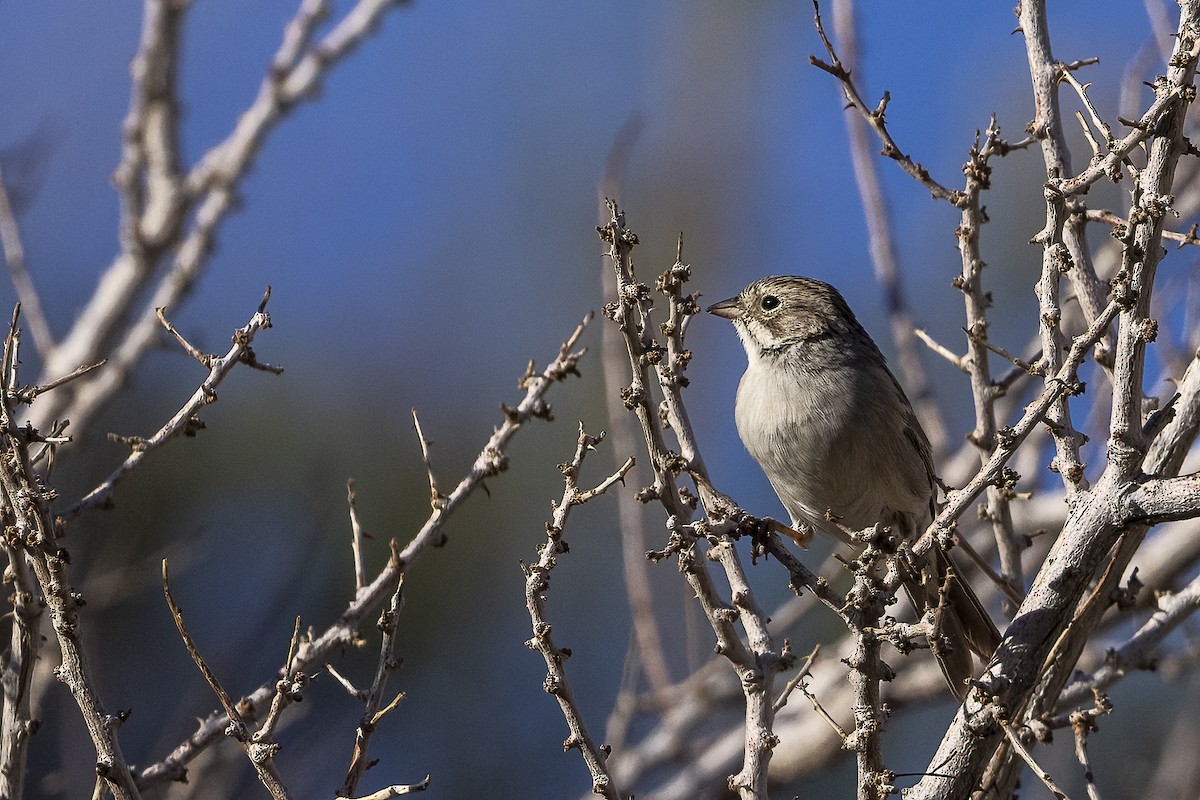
[760, 294, 781, 311]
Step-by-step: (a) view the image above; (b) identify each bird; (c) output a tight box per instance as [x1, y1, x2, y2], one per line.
[707, 275, 1000, 699]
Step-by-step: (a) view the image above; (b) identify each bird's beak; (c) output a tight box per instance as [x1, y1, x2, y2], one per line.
[706, 296, 743, 320]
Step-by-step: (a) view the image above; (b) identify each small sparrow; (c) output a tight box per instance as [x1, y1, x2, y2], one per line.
[708, 275, 999, 698]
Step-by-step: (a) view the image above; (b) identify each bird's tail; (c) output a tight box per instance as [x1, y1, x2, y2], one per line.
[904, 549, 1002, 700]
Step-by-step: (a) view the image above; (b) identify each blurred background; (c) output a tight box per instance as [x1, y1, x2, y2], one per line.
[0, 2, 1188, 798]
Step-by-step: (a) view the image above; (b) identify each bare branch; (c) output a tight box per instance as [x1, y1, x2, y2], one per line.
[0, 168, 52, 355]
[913, 329, 967, 371]
[828, 0, 949, 456]
[1001, 721, 1072, 800]
[162, 559, 246, 728]
[30, 0, 410, 436]
[410, 408, 445, 511]
[0, 318, 141, 799]
[340, 578, 409, 797]
[1020, 0, 1091, 495]
[809, 1, 963, 205]
[347, 479, 368, 592]
[135, 319, 587, 790]
[162, 560, 293, 800]
[523, 425, 630, 800]
[60, 299, 279, 520]
[155, 306, 212, 367]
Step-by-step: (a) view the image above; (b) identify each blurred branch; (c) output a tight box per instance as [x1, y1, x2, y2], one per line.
[0, 168, 52, 356]
[30, 0, 410, 436]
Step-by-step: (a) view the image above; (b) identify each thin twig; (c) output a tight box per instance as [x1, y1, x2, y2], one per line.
[799, 680, 848, 740]
[340, 576, 409, 797]
[135, 318, 589, 790]
[410, 409, 445, 510]
[523, 424, 632, 800]
[810, 0, 963, 205]
[255, 616, 306, 744]
[913, 329, 967, 371]
[347, 480, 367, 592]
[829, 0, 949, 456]
[324, 664, 362, 699]
[773, 644, 821, 713]
[1000, 721, 1072, 800]
[60, 298, 280, 520]
[156, 306, 211, 366]
[16, 359, 106, 404]
[1070, 708, 1105, 800]
[161, 560, 241, 725]
[163, 560, 293, 799]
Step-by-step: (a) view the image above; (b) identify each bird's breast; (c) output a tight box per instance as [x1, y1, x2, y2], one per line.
[733, 358, 929, 537]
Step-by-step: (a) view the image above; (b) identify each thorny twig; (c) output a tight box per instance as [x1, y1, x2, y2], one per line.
[60, 291, 281, 521]
[908, 6, 1200, 796]
[599, 201, 794, 799]
[523, 425, 633, 800]
[134, 317, 589, 790]
[340, 572, 412, 798]
[162, 560, 293, 800]
[0, 307, 140, 799]
[812, 0, 1029, 599]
